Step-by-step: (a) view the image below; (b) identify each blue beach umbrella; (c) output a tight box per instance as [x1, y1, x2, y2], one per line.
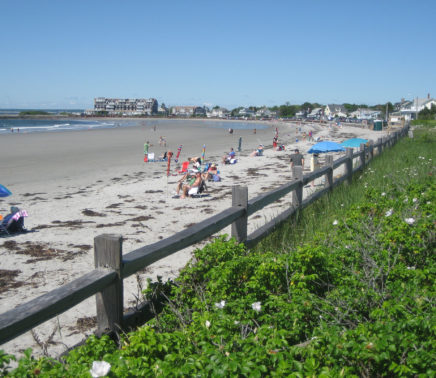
[307, 141, 345, 154]
[340, 138, 368, 149]
[0, 184, 12, 197]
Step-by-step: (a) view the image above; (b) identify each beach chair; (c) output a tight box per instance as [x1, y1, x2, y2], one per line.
[178, 161, 189, 174]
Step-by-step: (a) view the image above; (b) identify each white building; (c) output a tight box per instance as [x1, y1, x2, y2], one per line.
[399, 95, 436, 120]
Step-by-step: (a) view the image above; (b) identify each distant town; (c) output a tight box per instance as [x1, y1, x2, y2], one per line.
[85, 96, 436, 125]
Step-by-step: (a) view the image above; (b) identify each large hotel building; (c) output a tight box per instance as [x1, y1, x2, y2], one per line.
[93, 97, 158, 115]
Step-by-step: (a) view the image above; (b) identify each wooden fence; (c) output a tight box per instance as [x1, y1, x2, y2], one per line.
[0, 125, 409, 345]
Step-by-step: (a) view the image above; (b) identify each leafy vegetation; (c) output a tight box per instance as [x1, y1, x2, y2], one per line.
[418, 104, 436, 120]
[18, 110, 50, 116]
[1, 128, 435, 376]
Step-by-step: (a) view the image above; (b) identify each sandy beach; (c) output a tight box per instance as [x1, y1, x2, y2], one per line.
[0, 119, 388, 358]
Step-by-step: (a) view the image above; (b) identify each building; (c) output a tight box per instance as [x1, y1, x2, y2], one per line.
[324, 104, 347, 119]
[207, 107, 230, 118]
[93, 97, 158, 115]
[349, 108, 381, 120]
[399, 95, 436, 121]
[307, 107, 323, 119]
[170, 106, 206, 117]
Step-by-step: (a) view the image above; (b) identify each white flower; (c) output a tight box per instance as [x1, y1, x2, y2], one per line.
[412, 198, 417, 203]
[205, 320, 211, 328]
[385, 209, 393, 217]
[333, 220, 338, 225]
[381, 192, 386, 196]
[215, 300, 226, 309]
[90, 361, 111, 378]
[405, 218, 415, 225]
[407, 266, 416, 270]
[252, 301, 262, 312]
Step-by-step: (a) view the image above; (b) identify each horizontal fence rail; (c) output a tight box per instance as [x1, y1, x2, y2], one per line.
[0, 125, 409, 345]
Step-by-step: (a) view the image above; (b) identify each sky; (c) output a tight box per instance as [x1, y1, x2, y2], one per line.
[1, 0, 435, 110]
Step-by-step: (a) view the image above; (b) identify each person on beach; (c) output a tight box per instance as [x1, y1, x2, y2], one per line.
[250, 144, 264, 157]
[290, 149, 304, 169]
[203, 163, 218, 181]
[273, 136, 278, 150]
[144, 140, 149, 156]
[228, 128, 233, 135]
[222, 148, 235, 164]
[181, 171, 203, 199]
[1, 207, 27, 234]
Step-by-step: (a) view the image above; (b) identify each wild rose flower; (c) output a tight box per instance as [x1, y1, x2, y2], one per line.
[381, 192, 386, 196]
[252, 302, 262, 312]
[90, 361, 111, 377]
[205, 320, 211, 328]
[332, 220, 338, 225]
[413, 198, 417, 203]
[405, 218, 415, 225]
[215, 300, 226, 309]
[385, 209, 393, 217]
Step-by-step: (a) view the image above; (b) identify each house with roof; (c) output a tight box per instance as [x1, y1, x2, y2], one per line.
[399, 95, 436, 120]
[324, 104, 347, 119]
[207, 107, 230, 118]
[238, 108, 255, 118]
[350, 108, 381, 120]
[307, 107, 323, 119]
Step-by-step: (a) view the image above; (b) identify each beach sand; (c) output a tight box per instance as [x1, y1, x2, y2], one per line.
[0, 119, 387, 358]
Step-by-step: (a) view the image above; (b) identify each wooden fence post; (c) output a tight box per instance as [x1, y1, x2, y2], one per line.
[94, 234, 123, 336]
[231, 186, 248, 243]
[368, 140, 374, 161]
[359, 143, 366, 168]
[377, 138, 383, 155]
[345, 148, 353, 184]
[292, 166, 303, 207]
[324, 155, 333, 189]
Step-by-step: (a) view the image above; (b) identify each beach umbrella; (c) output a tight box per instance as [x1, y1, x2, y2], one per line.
[340, 138, 368, 149]
[307, 141, 345, 154]
[201, 144, 206, 162]
[0, 184, 12, 197]
[166, 151, 173, 176]
[175, 145, 182, 162]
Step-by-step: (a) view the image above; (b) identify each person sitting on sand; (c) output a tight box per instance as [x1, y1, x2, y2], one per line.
[181, 171, 203, 199]
[1, 206, 28, 234]
[176, 169, 197, 196]
[222, 148, 235, 164]
[203, 163, 218, 181]
[250, 144, 264, 157]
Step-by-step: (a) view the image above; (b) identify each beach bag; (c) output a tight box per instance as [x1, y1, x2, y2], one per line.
[213, 174, 221, 182]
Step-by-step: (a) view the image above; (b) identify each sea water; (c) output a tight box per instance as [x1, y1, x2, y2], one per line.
[0, 111, 267, 135]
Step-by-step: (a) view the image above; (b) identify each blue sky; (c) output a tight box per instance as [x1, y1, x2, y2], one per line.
[1, 0, 435, 109]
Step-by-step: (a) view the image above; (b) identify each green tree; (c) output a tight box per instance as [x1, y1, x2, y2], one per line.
[418, 104, 436, 120]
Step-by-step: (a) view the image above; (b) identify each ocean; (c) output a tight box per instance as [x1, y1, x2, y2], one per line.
[0, 110, 267, 135]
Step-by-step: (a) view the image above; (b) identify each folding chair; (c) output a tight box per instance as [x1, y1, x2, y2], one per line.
[178, 161, 190, 174]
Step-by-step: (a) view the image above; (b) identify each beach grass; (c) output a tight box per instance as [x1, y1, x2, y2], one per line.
[254, 126, 436, 253]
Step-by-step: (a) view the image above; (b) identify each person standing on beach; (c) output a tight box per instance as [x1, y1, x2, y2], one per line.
[290, 149, 304, 169]
[144, 141, 150, 161]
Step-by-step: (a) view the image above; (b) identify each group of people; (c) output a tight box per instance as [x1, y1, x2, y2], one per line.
[175, 158, 220, 199]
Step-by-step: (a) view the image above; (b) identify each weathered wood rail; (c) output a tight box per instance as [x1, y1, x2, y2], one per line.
[0, 125, 409, 345]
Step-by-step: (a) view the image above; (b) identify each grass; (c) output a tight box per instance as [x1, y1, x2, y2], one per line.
[255, 126, 436, 253]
